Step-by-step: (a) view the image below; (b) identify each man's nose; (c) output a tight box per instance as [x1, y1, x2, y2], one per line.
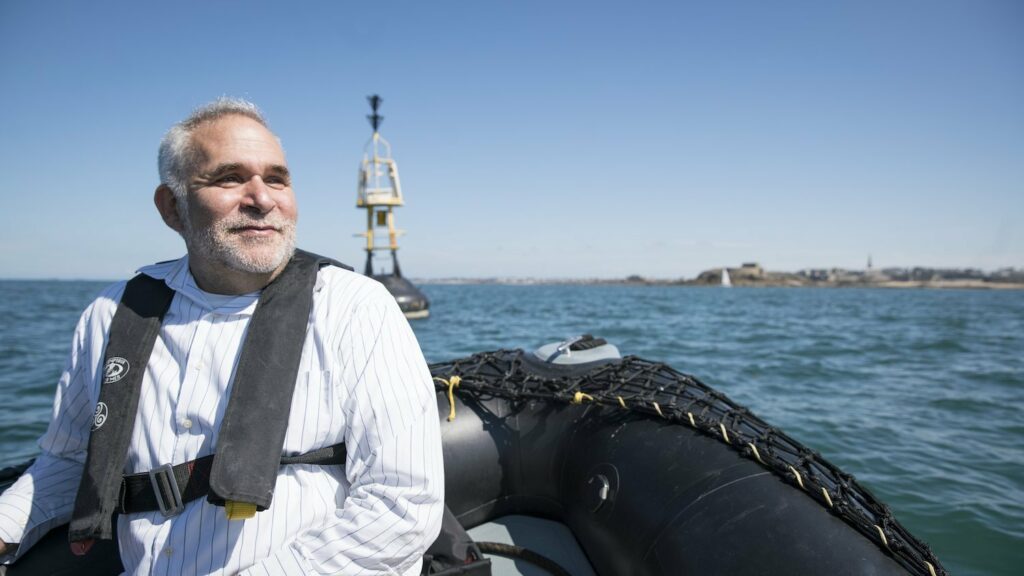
[241, 176, 277, 213]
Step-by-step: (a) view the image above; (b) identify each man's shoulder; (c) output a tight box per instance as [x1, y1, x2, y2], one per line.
[315, 267, 408, 331]
[69, 279, 130, 339]
[85, 256, 186, 322]
[317, 265, 393, 305]
[136, 255, 189, 287]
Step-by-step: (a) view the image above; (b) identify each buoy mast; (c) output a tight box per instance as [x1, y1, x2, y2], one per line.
[357, 94, 405, 277]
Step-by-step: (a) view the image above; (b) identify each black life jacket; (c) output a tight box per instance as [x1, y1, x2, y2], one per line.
[63, 250, 492, 575]
[69, 250, 349, 543]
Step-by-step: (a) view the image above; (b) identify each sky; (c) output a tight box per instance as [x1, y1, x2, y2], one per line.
[1, 0, 1021, 280]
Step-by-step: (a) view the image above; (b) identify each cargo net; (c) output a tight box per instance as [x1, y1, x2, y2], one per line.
[430, 350, 946, 576]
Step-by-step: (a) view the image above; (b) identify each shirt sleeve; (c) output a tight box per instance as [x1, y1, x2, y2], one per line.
[0, 294, 109, 564]
[240, 284, 445, 576]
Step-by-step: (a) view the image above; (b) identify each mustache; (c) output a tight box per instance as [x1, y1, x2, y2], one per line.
[219, 216, 295, 232]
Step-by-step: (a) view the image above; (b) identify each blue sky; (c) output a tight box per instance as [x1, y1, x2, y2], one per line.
[1, 0, 1021, 279]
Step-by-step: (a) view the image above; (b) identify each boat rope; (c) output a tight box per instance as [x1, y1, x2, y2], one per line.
[430, 349, 948, 576]
[475, 541, 573, 576]
[433, 376, 461, 421]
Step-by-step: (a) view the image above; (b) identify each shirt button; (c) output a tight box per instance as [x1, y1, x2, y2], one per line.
[163, 547, 174, 557]
[181, 418, 193, 430]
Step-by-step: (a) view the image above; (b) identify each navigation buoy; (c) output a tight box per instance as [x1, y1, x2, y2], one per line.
[355, 95, 430, 319]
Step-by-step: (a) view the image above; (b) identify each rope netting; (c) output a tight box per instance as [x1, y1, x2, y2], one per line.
[430, 349, 946, 576]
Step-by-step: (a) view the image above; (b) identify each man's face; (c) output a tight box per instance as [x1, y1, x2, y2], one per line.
[181, 115, 297, 276]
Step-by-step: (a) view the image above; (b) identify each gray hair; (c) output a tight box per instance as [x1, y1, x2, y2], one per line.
[157, 98, 270, 208]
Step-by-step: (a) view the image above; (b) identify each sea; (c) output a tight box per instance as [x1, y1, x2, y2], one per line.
[0, 280, 1021, 575]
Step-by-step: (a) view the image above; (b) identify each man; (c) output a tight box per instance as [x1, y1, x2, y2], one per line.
[0, 98, 445, 575]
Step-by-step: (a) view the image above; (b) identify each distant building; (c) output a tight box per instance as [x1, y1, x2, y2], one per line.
[799, 269, 829, 281]
[735, 262, 764, 279]
[828, 268, 865, 283]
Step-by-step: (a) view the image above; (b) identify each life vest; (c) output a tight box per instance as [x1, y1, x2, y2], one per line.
[69, 250, 349, 543]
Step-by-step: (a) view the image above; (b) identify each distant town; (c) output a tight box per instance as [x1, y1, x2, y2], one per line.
[421, 262, 1024, 289]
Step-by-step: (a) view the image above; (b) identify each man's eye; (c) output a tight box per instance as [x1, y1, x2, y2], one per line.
[265, 176, 289, 189]
[213, 174, 243, 185]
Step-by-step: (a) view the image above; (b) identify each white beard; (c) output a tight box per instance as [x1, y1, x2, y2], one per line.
[184, 214, 297, 275]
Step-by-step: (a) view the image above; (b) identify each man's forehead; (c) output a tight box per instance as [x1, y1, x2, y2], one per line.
[192, 115, 286, 166]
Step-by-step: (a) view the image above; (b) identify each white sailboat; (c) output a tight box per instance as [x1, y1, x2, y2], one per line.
[722, 267, 732, 287]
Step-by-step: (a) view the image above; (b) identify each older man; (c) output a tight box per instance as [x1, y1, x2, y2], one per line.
[0, 99, 444, 575]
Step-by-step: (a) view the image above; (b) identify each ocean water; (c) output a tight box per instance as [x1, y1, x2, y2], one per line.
[1, 280, 1022, 575]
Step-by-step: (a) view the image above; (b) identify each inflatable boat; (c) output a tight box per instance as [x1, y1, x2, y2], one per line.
[0, 337, 946, 575]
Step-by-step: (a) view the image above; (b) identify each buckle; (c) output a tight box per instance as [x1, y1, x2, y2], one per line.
[149, 463, 184, 517]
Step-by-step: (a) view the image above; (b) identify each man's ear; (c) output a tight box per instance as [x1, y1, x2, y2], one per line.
[154, 185, 185, 233]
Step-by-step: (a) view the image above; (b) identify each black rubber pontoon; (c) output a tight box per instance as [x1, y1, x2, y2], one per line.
[430, 343, 946, 576]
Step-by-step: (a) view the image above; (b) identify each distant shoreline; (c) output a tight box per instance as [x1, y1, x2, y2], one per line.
[3, 273, 1023, 291]
[415, 278, 1024, 290]
[412, 263, 1024, 290]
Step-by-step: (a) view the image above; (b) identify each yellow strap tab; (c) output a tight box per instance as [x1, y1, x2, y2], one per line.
[572, 391, 594, 404]
[687, 412, 696, 427]
[617, 396, 626, 409]
[788, 466, 806, 490]
[652, 402, 664, 418]
[225, 500, 257, 520]
[719, 423, 731, 444]
[747, 442, 765, 464]
[874, 524, 890, 549]
[821, 487, 834, 508]
[924, 561, 937, 576]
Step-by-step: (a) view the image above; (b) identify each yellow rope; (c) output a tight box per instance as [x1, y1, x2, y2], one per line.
[433, 376, 462, 421]
[748, 442, 765, 464]
[617, 396, 626, 408]
[687, 412, 696, 427]
[788, 466, 805, 490]
[653, 402, 664, 418]
[572, 391, 594, 404]
[924, 561, 937, 576]
[821, 487, 834, 508]
[719, 423, 731, 444]
[874, 525, 890, 549]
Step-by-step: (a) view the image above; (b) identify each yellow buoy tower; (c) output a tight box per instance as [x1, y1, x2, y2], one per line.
[355, 95, 430, 318]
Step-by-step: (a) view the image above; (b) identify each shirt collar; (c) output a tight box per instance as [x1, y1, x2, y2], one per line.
[137, 255, 260, 315]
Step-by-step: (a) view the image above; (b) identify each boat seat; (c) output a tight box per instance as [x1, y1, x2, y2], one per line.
[467, 515, 597, 576]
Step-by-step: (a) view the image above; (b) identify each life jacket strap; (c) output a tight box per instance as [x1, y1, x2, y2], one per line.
[117, 442, 346, 517]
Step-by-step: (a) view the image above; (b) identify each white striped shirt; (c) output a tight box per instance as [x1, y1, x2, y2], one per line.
[0, 256, 444, 575]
